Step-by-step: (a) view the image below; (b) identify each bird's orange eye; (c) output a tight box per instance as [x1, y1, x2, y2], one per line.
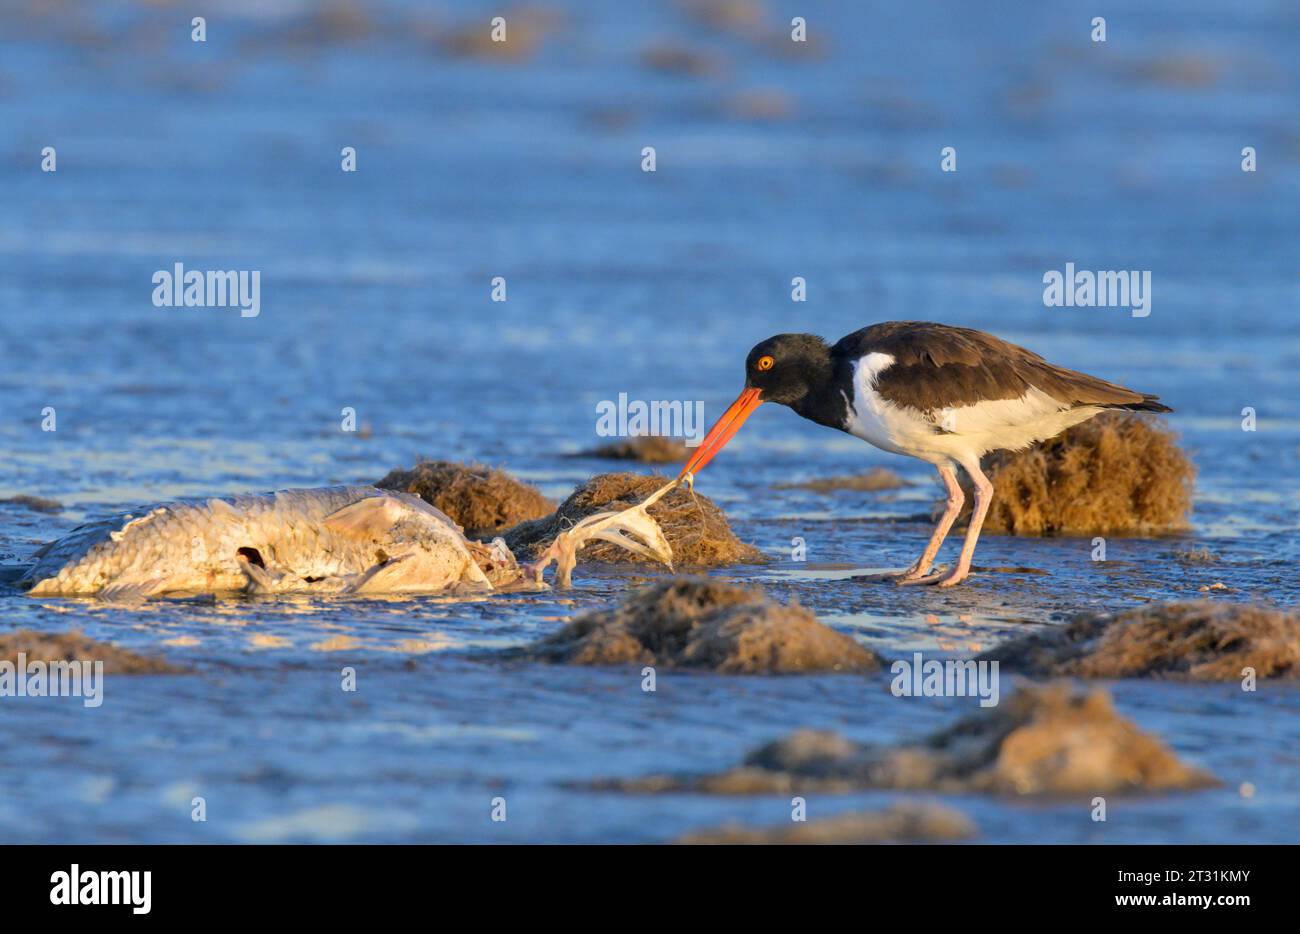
[756, 355, 775, 372]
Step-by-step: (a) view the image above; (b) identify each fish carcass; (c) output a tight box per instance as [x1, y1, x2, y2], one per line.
[19, 481, 677, 598]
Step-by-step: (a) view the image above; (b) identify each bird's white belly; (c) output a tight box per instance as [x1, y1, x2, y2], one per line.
[843, 385, 956, 462]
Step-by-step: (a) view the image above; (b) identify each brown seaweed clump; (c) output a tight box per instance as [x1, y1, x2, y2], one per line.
[955, 413, 1195, 535]
[0, 495, 63, 513]
[375, 461, 553, 538]
[776, 467, 907, 493]
[721, 88, 794, 122]
[569, 436, 690, 464]
[677, 802, 975, 845]
[604, 684, 1216, 796]
[682, 0, 766, 36]
[1128, 54, 1223, 89]
[505, 472, 767, 567]
[528, 577, 880, 674]
[985, 602, 1300, 681]
[0, 630, 181, 674]
[438, 8, 561, 61]
[1172, 546, 1218, 564]
[641, 42, 725, 77]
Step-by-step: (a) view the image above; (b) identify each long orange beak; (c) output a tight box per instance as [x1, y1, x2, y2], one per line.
[678, 387, 763, 481]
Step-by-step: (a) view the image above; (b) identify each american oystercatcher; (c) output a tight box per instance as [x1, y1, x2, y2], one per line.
[678, 321, 1171, 587]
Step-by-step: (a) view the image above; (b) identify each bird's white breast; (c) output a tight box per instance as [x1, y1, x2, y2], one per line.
[842, 353, 926, 457]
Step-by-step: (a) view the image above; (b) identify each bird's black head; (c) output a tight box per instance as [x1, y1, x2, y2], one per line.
[677, 333, 834, 482]
[744, 333, 832, 406]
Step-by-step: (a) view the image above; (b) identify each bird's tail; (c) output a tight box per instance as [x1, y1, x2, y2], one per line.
[1110, 394, 1172, 414]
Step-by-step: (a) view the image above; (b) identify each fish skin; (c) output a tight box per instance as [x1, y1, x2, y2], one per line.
[20, 486, 487, 597]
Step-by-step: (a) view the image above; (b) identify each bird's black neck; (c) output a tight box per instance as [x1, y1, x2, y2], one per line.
[786, 357, 852, 431]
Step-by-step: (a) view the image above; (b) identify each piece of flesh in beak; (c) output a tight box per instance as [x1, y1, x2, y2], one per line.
[678, 387, 763, 486]
[526, 479, 677, 588]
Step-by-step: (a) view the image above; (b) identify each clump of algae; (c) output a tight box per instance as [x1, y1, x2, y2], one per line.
[955, 413, 1195, 535]
[527, 577, 880, 674]
[984, 602, 1299, 681]
[505, 472, 766, 567]
[437, 8, 560, 61]
[776, 467, 907, 493]
[569, 437, 691, 464]
[677, 802, 975, 845]
[375, 461, 553, 537]
[0, 629, 181, 674]
[0, 495, 63, 514]
[602, 683, 1216, 796]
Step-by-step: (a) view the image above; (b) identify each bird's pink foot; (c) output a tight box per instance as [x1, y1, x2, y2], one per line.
[893, 562, 928, 583]
[935, 567, 971, 587]
[895, 568, 948, 586]
[895, 565, 973, 587]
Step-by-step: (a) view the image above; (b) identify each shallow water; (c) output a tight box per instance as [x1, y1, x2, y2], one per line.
[0, 0, 1297, 843]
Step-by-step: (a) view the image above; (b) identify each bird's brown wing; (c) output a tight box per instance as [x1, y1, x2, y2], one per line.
[834, 321, 1169, 413]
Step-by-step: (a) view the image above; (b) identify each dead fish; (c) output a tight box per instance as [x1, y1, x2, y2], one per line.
[19, 482, 676, 598]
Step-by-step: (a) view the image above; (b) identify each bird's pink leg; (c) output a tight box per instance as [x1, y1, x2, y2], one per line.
[935, 460, 993, 587]
[896, 464, 963, 584]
